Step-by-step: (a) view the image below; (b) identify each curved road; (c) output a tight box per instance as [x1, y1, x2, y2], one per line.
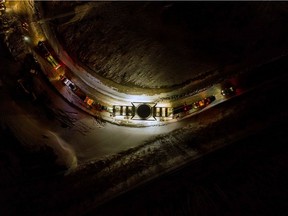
[2, 0, 286, 166]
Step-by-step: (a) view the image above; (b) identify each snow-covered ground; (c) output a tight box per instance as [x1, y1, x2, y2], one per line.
[1, 0, 288, 173]
[45, 1, 288, 90]
[1, 2, 288, 214]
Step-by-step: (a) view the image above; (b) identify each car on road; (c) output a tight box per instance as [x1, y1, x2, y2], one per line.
[60, 75, 77, 91]
[37, 41, 61, 70]
[172, 104, 193, 115]
[193, 96, 216, 109]
[37, 41, 50, 57]
[221, 86, 235, 96]
[46, 54, 61, 70]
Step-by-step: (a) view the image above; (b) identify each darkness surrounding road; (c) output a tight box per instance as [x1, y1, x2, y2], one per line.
[1, 2, 288, 216]
[1, 45, 288, 215]
[89, 71, 288, 216]
[2, 84, 287, 216]
[92, 123, 288, 216]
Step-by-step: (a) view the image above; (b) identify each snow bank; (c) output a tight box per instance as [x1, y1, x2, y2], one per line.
[0, 100, 78, 172]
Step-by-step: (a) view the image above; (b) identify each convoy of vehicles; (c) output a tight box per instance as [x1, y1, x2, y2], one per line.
[112, 104, 173, 120]
[36, 40, 106, 112]
[112, 95, 218, 120]
[172, 95, 216, 116]
[59, 75, 107, 112]
[33, 39, 239, 123]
